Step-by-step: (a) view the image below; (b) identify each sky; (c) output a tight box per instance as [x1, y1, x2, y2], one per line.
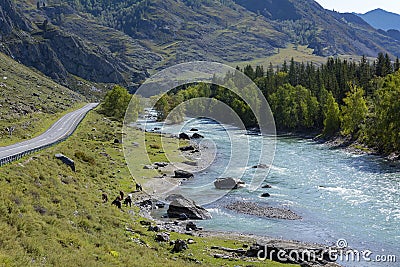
[314, 0, 400, 14]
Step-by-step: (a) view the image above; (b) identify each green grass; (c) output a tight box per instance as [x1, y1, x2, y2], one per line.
[123, 128, 189, 186]
[229, 44, 327, 69]
[0, 109, 297, 266]
[229, 44, 378, 70]
[0, 52, 86, 146]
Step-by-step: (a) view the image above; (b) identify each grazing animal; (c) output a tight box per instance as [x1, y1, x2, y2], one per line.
[111, 196, 122, 209]
[119, 191, 124, 200]
[102, 193, 108, 203]
[136, 183, 143, 192]
[123, 196, 132, 207]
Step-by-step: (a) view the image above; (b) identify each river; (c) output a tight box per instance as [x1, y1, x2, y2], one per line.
[137, 116, 399, 266]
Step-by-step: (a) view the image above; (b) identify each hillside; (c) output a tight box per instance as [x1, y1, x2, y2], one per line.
[0, 0, 400, 99]
[233, 0, 400, 58]
[0, 52, 85, 146]
[0, 0, 160, 91]
[2, 0, 399, 84]
[357, 9, 400, 31]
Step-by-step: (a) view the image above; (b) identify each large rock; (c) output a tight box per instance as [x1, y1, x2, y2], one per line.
[214, 177, 245, 189]
[167, 194, 211, 220]
[55, 153, 75, 172]
[191, 133, 204, 139]
[155, 233, 170, 242]
[179, 133, 190, 140]
[172, 239, 187, 252]
[174, 170, 194, 179]
[252, 164, 269, 169]
[179, 145, 195, 151]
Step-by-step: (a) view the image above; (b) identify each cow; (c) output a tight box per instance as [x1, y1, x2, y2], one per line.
[102, 193, 108, 203]
[111, 196, 122, 209]
[136, 183, 143, 192]
[123, 195, 132, 207]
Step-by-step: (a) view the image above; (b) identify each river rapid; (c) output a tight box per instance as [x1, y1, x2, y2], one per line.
[138, 116, 399, 267]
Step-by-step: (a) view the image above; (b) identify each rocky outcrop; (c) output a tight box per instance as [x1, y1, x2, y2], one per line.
[167, 194, 211, 220]
[0, 0, 153, 91]
[214, 178, 245, 190]
[0, 0, 31, 36]
[43, 30, 127, 83]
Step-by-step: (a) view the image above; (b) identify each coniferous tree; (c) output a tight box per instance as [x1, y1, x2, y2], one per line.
[394, 57, 400, 72]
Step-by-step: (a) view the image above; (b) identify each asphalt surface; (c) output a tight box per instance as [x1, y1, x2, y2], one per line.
[0, 103, 98, 164]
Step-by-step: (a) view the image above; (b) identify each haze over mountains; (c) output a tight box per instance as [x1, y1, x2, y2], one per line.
[357, 8, 400, 31]
[1, 0, 400, 93]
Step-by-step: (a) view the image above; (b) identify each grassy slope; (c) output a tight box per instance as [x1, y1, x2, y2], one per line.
[229, 44, 378, 69]
[0, 52, 86, 146]
[0, 109, 297, 266]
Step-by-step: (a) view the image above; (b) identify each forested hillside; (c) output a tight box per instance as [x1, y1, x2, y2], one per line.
[154, 53, 400, 155]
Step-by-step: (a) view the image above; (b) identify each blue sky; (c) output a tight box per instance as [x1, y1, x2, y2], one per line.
[315, 0, 400, 14]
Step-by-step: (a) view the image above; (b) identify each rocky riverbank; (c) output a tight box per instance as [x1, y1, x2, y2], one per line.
[134, 195, 341, 267]
[133, 129, 341, 266]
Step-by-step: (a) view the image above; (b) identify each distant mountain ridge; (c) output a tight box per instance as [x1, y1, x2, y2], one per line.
[2, 0, 400, 95]
[357, 8, 400, 31]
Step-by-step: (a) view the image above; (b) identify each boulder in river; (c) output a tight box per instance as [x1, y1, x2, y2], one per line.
[191, 133, 204, 139]
[261, 193, 271, 197]
[252, 164, 269, 169]
[190, 128, 198, 132]
[167, 194, 212, 220]
[214, 177, 245, 189]
[174, 170, 194, 178]
[262, 184, 272, 188]
[179, 133, 190, 140]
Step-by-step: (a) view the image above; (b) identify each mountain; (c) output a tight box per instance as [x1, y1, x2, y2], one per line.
[233, 0, 400, 57]
[2, 0, 400, 95]
[357, 9, 400, 31]
[0, 0, 160, 91]
[46, 0, 400, 61]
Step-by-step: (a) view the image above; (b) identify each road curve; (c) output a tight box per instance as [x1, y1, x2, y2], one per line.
[0, 103, 98, 166]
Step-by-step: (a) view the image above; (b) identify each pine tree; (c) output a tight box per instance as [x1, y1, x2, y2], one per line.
[394, 57, 400, 72]
[244, 65, 255, 80]
[255, 65, 264, 78]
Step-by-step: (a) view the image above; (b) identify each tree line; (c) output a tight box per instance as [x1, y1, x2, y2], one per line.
[153, 53, 400, 155]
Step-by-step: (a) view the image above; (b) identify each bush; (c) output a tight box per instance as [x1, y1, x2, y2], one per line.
[74, 151, 95, 165]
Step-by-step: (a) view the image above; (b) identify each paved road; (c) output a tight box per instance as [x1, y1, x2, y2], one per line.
[0, 103, 98, 166]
